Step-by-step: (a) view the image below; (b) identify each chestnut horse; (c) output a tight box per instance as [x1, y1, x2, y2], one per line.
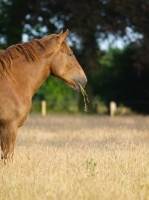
[0, 30, 87, 161]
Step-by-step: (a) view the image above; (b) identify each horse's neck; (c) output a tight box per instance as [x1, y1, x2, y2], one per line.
[12, 57, 50, 97]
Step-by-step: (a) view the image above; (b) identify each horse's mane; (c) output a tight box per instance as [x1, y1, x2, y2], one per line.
[0, 34, 57, 78]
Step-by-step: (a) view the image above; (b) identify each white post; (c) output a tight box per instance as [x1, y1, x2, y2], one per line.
[41, 100, 46, 116]
[110, 101, 117, 117]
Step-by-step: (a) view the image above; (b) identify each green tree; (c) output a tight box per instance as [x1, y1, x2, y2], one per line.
[34, 76, 78, 102]
[0, 0, 30, 48]
[92, 46, 149, 113]
[33, 76, 79, 111]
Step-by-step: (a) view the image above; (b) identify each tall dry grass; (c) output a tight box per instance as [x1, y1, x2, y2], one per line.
[1, 115, 149, 200]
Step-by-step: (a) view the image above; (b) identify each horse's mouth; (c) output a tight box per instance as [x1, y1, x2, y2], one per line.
[68, 82, 87, 92]
[67, 81, 80, 91]
[63, 76, 87, 91]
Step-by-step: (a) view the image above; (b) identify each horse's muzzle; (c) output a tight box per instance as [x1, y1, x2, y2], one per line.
[73, 76, 87, 90]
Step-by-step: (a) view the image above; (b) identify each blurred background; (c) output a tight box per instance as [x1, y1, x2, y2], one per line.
[1, 0, 149, 115]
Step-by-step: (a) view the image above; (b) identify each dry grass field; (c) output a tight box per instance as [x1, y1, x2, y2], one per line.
[1, 115, 149, 200]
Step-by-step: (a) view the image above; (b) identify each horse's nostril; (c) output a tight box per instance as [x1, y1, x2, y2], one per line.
[76, 77, 87, 89]
[81, 77, 87, 88]
[72, 75, 87, 90]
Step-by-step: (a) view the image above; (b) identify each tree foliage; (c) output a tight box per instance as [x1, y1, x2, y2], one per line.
[92, 46, 149, 113]
[34, 76, 78, 102]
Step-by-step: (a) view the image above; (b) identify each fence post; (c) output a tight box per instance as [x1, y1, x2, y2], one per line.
[41, 100, 46, 116]
[110, 101, 117, 117]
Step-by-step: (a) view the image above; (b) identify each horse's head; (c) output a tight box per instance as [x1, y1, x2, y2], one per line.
[47, 30, 87, 90]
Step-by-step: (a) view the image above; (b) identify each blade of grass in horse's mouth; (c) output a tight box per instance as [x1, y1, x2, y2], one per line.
[78, 82, 89, 112]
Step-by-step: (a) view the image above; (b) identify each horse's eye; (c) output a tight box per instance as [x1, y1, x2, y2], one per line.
[68, 53, 73, 57]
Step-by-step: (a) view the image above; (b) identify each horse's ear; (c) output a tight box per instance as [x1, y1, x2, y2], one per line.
[58, 29, 69, 44]
[58, 30, 63, 36]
